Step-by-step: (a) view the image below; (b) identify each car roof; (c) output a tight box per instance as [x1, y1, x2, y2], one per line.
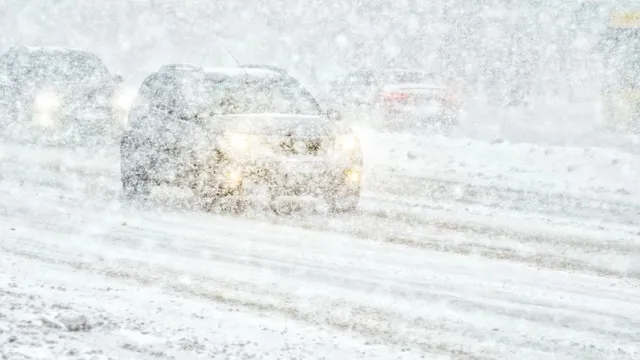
[12, 45, 94, 56]
[203, 67, 283, 81]
[357, 68, 435, 75]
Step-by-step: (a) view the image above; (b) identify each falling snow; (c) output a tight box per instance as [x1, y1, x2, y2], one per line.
[0, 1, 639, 359]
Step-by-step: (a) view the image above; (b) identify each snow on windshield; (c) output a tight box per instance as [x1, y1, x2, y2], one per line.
[204, 78, 321, 115]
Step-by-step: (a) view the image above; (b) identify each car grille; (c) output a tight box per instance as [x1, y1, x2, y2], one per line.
[273, 136, 328, 156]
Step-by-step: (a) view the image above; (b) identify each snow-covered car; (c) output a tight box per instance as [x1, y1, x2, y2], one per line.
[600, 10, 640, 132]
[331, 68, 464, 131]
[120, 64, 363, 213]
[0, 46, 136, 138]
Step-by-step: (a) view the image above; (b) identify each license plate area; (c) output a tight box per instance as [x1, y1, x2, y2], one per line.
[281, 158, 326, 174]
[268, 167, 331, 196]
[393, 102, 443, 115]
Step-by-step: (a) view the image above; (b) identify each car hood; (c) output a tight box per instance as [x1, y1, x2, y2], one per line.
[210, 113, 351, 137]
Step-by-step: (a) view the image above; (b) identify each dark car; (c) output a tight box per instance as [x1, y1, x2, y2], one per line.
[330, 68, 464, 131]
[120, 64, 363, 213]
[0, 46, 135, 139]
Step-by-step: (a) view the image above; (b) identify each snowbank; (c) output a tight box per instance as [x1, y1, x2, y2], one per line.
[357, 128, 640, 203]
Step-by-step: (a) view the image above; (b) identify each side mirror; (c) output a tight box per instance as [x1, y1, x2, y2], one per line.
[113, 74, 124, 84]
[326, 108, 342, 121]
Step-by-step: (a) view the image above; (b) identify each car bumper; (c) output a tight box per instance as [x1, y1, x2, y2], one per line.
[384, 106, 458, 119]
[210, 156, 362, 197]
[30, 106, 125, 134]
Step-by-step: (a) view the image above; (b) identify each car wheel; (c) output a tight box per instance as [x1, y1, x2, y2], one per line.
[3, 106, 34, 141]
[380, 112, 397, 132]
[121, 165, 151, 200]
[435, 115, 458, 134]
[0, 106, 12, 137]
[192, 168, 247, 214]
[198, 189, 247, 214]
[325, 185, 360, 214]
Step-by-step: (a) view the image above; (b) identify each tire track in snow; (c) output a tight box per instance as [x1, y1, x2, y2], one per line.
[5, 151, 639, 250]
[6, 139, 640, 227]
[3, 197, 639, 360]
[1, 161, 638, 279]
[369, 172, 640, 227]
[0, 241, 511, 359]
[1, 142, 639, 278]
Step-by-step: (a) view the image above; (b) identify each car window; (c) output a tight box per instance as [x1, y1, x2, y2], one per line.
[0, 49, 110, 83]
[378, 71, 437, 84]
[138, 72, 188, 113]
[344, 72, 374, 87]
[204, 78, 322, 116]
[130, 72, 195, 129]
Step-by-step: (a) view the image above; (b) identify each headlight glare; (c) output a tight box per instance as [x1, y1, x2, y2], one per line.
[34, 92, 61, 111]
[334, 133, 359, 152]
[222, 133, 269, 156]
[226, 133, 252, 151]
[113, 89, 137, 111]
[224, 168, 243, 186]
[346, 169, 361, 183]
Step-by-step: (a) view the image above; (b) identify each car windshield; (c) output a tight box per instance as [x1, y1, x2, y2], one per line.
[378, 71, 439, 84]
[202, 78, 321, 115]
[0, 50, 110, 83]
[602, 28, 640, 90]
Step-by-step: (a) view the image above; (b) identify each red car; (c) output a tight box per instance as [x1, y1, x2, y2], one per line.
[330, 68, 464, 132]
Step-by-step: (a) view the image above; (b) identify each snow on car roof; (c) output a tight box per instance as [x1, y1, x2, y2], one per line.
[347, 68, 436, 75]
[376, 68, 432, 73]
[346, 68, 442, 79]
[214, 113, 320, 119]
[203, 67, 282, 80]
[382, 83, 448, 90]
[19, 45, 92, 55]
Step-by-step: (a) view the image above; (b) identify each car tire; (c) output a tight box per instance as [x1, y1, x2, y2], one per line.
[191, 166, 247, 214]
[198, 190, 247, 214]
[325, 185, 360, 214]
[4, 105, 35, 142]
[121, 165, 151, 200]
[0, 105, 13, 136]
[120, 135, 152, 200]
[435, 115, 458, 135]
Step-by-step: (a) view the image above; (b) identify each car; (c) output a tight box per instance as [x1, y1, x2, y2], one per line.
[120, 63, 363, 213]
[600, 9, 640, 132]
[330, 68, 464, 132]
[0, 46, 136, 140]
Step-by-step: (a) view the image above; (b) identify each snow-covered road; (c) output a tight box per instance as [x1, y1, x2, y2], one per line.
[1, 132, 639, 359]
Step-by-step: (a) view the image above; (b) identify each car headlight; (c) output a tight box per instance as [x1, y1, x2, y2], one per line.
[34, 92, 61, 111]
[345, 168, 361, 183]
[220, 133, 267, 156]
[334, 133, 360, 152]
[113, 88, 137, 111]
[226, 133, 252, 151]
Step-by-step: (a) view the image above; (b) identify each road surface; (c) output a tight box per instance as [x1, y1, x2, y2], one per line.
[1, 132, 638, 359]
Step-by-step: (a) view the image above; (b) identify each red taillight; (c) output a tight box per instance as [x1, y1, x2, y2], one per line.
[383, 92, 410, 102]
